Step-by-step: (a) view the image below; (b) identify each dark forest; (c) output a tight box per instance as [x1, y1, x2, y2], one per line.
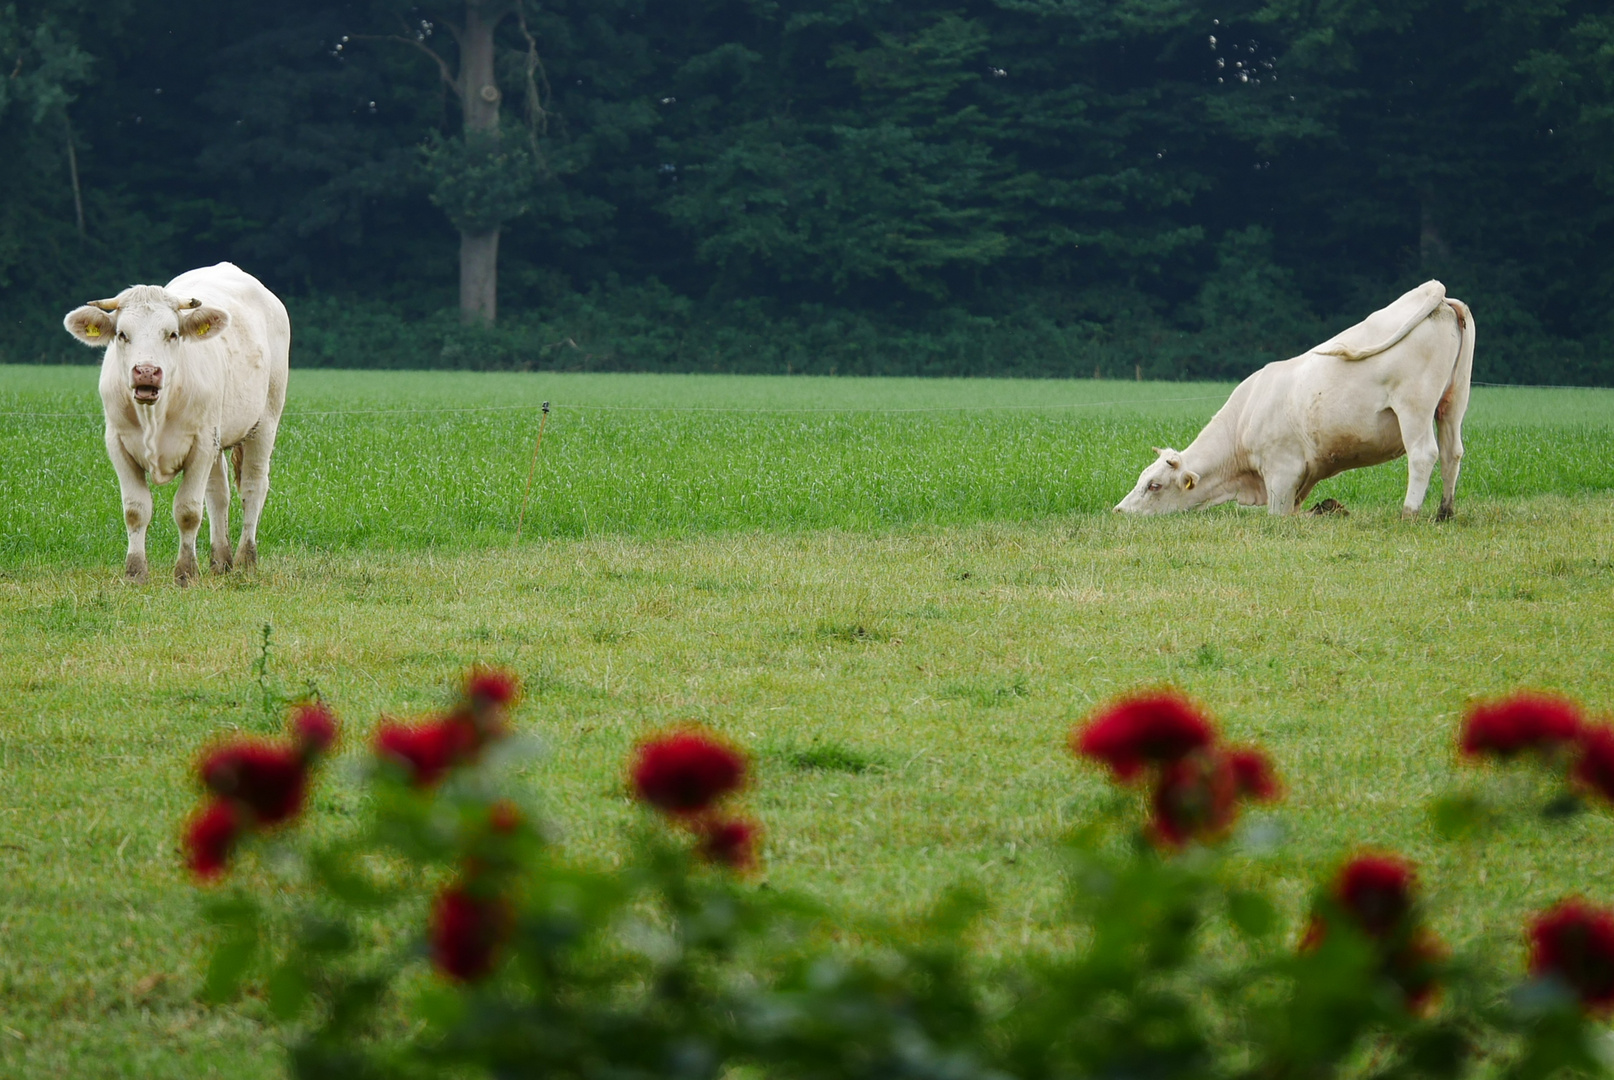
[3, 1, 1611, 382]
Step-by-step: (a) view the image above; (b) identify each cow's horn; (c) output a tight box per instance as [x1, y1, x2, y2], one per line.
[177, 297, 202, 309]
[87, 298, 120, 311]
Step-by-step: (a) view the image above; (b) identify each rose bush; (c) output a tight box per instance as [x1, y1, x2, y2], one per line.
[187, 676, 1614, 1079]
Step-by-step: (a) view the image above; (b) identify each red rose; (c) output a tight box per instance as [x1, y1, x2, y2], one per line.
[1149, 754, 1237, 848]
[1461, 692, 1583, 759]
[630, 729, 747, 816]
[429, 884, 511, 983]
[1573, 725, 1614, 804]
[1226, 746, 1282, 801]
[1073, 691, 1215, 781]
[375, 715, 481, 787]
[291, 702, 339, 757]
[185, 799, 242, 880]
[1529, 899, 1614, 1011]
[488, 799, 523, 834]
[1389, 928, 1447, 1013]
[695, 816, 760, 870]
[1335, 854, 1417, 938]
[199, 740, 308, 825]
[465, 667, 520, 709]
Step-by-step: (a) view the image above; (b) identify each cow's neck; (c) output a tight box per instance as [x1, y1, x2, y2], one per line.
[1177, 410, 1253, 509]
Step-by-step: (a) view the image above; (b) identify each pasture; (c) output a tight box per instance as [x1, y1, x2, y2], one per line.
[3, 365, 1614, 1078]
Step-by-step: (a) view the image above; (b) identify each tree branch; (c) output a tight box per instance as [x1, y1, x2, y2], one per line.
[516, 8, 551, 155]
[353, 21, 462, 100]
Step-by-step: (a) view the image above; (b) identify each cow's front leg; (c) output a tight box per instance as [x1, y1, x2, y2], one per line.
[106, 432, 153, 582]
[1263, 470, 1304, 516]
[171, 447, 215, 586]
[206, 451, 233, 573]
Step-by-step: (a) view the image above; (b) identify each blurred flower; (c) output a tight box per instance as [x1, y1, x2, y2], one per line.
[1302, 853, 1443, 1011]
[430, 884, 511, 983]
[1529, 898, 1614, 1011]
[200, 740, 308, 825]
[1227, 746, 1282, 800]
[488, 799, 523, 834]
[695, 816, 760, 870]
[1335, 854, 1417, 937]
[1573, 725, 1614, 804]
[185, 798, 242, 880]
[1460, 692, 1582, 759]
[631, 729, 747, 816]
[1149, 754, 1237, 847]
[1388, 928, 1447, 1014]
[374, 715, 479, 787]
[465, 666, 520, 710]
[1073, 690, 1215, 781]
[291, 702, 339, 757]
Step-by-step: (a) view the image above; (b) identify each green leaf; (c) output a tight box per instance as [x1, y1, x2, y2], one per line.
[203, 932, 257, 1003]
[267, 962, 309, 1021]
[311, 850, 389, 908]
[1227, 889, 1278, 939]
[1429, 793, 1492, 841]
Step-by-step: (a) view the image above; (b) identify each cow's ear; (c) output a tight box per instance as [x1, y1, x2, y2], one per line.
[1180, 470, 1201, 491]
[178, 305, 230, 341]
[64, 306, 115, 347]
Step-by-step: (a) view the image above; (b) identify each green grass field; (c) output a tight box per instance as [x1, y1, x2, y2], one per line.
[3, 365, 1614, 1077]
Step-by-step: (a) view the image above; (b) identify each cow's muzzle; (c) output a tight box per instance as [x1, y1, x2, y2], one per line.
[131, 364, 163, 404]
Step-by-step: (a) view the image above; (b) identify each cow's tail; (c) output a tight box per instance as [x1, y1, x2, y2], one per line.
[1436, 297, 1474, 435]
[1316, 285, 1446, 361]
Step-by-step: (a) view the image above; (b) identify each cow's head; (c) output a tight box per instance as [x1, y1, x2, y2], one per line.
[1114, 447, 1203, 514]
[64, 286, 230, 406]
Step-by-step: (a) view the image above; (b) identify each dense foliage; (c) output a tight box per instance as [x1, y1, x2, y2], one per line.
[192, 672, 1614, 1078]
[4, 1, 1611, 382]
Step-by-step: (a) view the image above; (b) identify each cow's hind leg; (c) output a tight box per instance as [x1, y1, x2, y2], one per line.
[107, 433, 152, 583]
[206, 451, 233, 573]
[235, 420, 280, 571]
[1435, 413, 1464, 522]
[1396, 411, 1441, 519]
[171, 448, 214, 586]
[1434, 297, 1475, 522]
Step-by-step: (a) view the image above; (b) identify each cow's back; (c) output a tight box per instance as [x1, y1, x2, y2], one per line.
[165, 263, 290, 442]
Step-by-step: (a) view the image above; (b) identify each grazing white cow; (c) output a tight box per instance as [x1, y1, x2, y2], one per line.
[63, 263, 290, 584]
[1116, 280, 1474, 519]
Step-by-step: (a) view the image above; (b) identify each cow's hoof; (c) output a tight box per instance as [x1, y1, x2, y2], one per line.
[1401, 507, 1421, 521]
[235, 540, 257, 572]
[1307, 498, 1349, 517]
[174, 552, 199, 587]
[1435, 504, 1454, 522]
[211, 548, 233, 574]
[124, 555, 148, 584]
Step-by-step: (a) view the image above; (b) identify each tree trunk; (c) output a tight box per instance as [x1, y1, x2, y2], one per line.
[461, 228, 500, 323]
[457, 1, 510, 324]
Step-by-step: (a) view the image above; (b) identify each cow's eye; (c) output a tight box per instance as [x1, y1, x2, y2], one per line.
[1146, 481, 1163, 492]
[116, 331, 129, 343]
[167, 332, 179, 342]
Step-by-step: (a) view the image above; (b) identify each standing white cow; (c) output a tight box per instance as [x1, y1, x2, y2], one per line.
[63, 262, 290, 584]
[1115, 280, 1474, 519]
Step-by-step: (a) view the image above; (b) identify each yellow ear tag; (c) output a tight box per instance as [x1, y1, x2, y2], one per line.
[195, 322, 210, 337]
[86, 324, 101, 338]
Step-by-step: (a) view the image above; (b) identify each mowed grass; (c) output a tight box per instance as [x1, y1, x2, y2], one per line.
[2, 366, 1614, 1078]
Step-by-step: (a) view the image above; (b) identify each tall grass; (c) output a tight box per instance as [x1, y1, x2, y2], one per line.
[3, 367, 1613, 567]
